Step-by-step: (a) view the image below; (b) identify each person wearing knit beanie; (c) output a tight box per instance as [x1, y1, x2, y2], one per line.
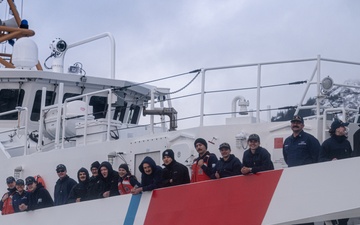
[118, 164, 140, 195]
[162, 149, 175, 161]
[118, 164, 130, 174]
[191, 138, 218, 183]
[162, 149, 190, 187]
[194, 138, 207, 149]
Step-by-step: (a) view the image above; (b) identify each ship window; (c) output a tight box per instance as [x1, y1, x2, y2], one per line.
[90, 96, 107, 119]
[63, 93, 81, 102]
[128, 104, 140, 124]
[31, 90, 56, 121]
[0, 89, 25, 120]
[113, 102, 128, 122]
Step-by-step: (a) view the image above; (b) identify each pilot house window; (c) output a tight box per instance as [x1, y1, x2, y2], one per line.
[31, 90, 56, 121]
[0, 89, 25, 120]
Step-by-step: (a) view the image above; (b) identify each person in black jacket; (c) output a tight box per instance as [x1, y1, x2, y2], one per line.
[212, 142, 242, 179]
[131, 156, 162, 195]
[161, 149, 190, 187]
[319, 119, 353, 162]
[12, 179, 29, 213]
[68, 167, 90, 203]
[241, 134, 274, 175]
[87, 161, 100, 200]
[319, 119, 352, 225]
[54, 164, 77, 206]
[97, 161, 120, 198]
[19, 176, 53, 211]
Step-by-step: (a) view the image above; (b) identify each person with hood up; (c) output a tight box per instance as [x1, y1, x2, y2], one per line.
[68, 167, 90, 203]
[19, 176, 53, 211]
[54, 164, 77, 205]
[118, 164, 140, 195]
[161, 149, 190, 187]
[97, 161, 120, 198]
[211, 143, 242, 179]
[0, 176, 17, 215]
[131, 156, 162, 195]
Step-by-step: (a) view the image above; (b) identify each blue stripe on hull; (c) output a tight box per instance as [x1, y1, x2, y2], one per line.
[123, 194, 142, 225]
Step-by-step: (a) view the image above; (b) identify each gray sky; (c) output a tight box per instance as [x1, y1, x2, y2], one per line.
[2, 0, 360, 126]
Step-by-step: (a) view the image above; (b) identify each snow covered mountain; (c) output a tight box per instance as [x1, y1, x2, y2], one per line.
[321, 79, 360, 122]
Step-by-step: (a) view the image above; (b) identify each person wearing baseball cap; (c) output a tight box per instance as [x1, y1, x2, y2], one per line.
[191, 138, 218, 183]
[319, 119, 352, 224]
[12, 179, 29, 213]
[283, 115, 321, 167]
[0, 176, 16, 215]
[54, 164, 77, 205]
[18, 176, 53, 211]
[161, 149, 190, 187]
[319, 119, 352, 162]
[212, 142, 242, 179]
[241, 134, 274, 175]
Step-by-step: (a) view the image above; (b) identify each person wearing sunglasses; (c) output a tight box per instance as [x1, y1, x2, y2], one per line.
[54, 164, 77, 206]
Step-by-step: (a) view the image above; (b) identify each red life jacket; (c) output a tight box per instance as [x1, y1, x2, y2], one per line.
[191, 155, 211, 183]
[34, 175, 46, 190]
[118, 176, 134, 195]
[1, 192, 15, 215]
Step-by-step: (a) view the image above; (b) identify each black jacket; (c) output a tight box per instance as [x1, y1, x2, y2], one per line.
[242, 146, 274, 174]
[162, 160, 190, 187]
[212, 154, 242, 178]
[27, 183, 54, 210]
[139, 156, 163, 192]
[319, 135, 353, 162]
[12, 191, 29, 213]
[97, 161, 120, 198]
[87, 175, 100, 200]
[68, 167, 90, 203]
[54, 175, 77, 205]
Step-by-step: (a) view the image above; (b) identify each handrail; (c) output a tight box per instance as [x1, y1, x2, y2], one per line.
[61, 88, 113, 148]
[193, 56, 360, 136]
[0, 107, 28, 156]
[53, 33, 116, 79]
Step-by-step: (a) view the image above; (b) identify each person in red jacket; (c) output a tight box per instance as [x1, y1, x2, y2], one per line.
[191, 138, 218, 182]
[0, 176, 16, 215]
[118, 164, 140, 195]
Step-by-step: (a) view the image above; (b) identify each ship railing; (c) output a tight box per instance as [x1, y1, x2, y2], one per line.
[37, 83, 114, 151]
[61, 88, 113, 149]
[157, 55, 360, 139]
[0, 107, 28, 157]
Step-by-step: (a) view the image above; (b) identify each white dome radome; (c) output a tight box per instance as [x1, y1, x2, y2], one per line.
[12, 38, 38, 69]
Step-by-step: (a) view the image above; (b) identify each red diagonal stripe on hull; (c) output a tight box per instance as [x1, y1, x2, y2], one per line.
[144, 169, 283, 225]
